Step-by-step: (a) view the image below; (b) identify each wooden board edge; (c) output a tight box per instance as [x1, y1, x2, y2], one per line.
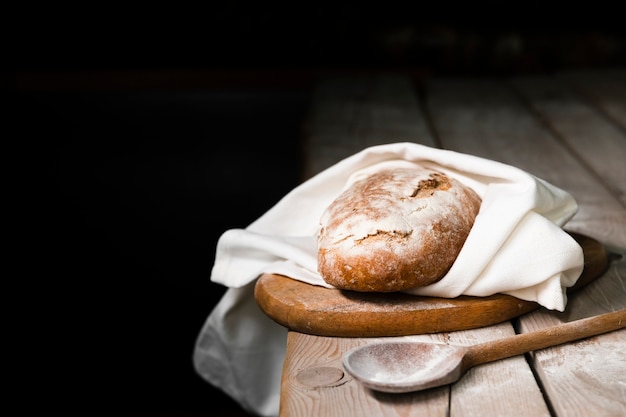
[255, 232, 607, 337]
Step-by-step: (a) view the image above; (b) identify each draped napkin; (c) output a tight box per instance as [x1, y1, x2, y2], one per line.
[193, 142, 584, 417]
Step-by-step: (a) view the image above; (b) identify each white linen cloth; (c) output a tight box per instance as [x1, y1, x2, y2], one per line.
[193, 142, 584, 417]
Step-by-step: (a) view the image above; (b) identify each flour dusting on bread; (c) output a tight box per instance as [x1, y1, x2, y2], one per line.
[317, 166, 481, 292]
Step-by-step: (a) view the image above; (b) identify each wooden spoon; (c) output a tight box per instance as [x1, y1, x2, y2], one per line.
[342, 309, 625, 393]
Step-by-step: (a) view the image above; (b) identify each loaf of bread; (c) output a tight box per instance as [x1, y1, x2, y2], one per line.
[317, 166, 482, 292]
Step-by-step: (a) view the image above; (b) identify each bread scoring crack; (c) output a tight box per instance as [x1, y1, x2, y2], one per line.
[410, 173, 452, 198]
[355, 229, 412, 242]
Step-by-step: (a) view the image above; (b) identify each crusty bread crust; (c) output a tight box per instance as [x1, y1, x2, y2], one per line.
[317, 167, 482, 292]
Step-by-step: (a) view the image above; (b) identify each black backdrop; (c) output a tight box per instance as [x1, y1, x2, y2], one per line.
[15, 88, 309, 415]
[14, 4, 626, 74]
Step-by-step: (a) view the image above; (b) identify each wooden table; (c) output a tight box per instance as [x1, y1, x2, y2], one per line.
[278, 69, 626, 416]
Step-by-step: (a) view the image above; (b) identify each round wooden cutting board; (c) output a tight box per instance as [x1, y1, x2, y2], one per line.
[254, 232, 608, 337]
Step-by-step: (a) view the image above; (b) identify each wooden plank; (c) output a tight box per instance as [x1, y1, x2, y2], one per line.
[280, 332, 450, 417]
[521, 270, 626, 416]
[423, 78, 556, 415]
[424, 76, 626, 416]
[521, 316, 626, 416]
[301, 75, 436, 179]
[425, 77, 625, 249]
[558, 68, 626, 131]
[448, 324, 551, 417]
[510, 75, 626, 206]
[511, 74, 626, 417]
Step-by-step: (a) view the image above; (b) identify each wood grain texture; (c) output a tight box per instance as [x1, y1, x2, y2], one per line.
[301, 75, 435, 180]
[280, 332, 450, 417]
[425, 77, 626, 249]
[448, 324, 551, 417]
[510, 72, 626, 207]
[558, 68, 626, 131]
[511, 70, 626, 416]
[525, 323, 626, 417]
[424, 74, 626, 416]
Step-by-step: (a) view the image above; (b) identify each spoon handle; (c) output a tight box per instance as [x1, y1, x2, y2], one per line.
[464, 309, 626, 369]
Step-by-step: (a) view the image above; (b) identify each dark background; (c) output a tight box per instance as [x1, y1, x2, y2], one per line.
[10, 4, 626, 416]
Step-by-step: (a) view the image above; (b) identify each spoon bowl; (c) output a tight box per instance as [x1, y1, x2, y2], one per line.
[343, 341, 466, 393]
[343, 309, 625, 393]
